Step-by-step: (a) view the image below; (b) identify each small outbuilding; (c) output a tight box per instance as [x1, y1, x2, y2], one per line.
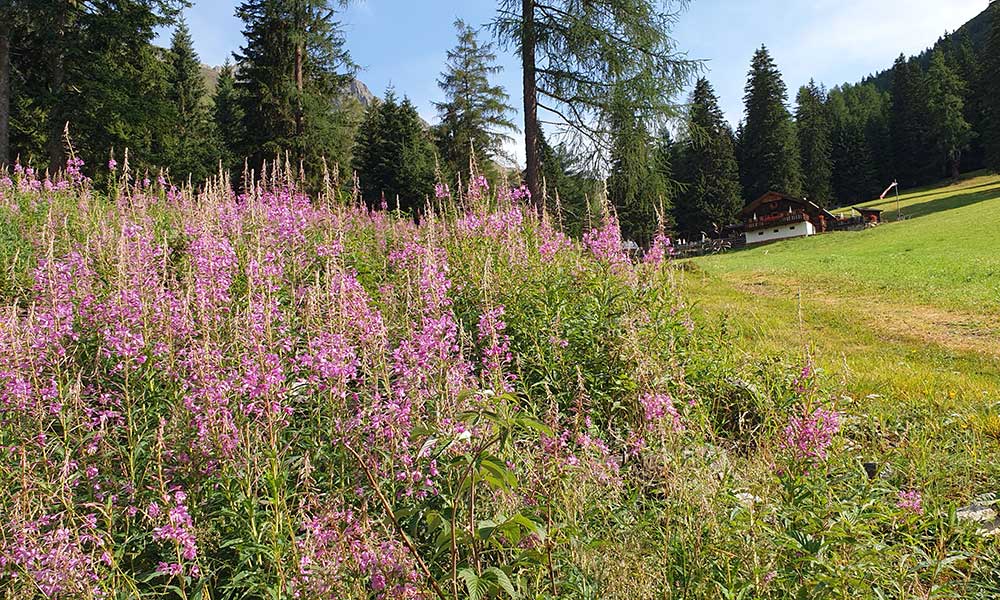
[741, 191, 838, 245]
[851, 206, 884, 224]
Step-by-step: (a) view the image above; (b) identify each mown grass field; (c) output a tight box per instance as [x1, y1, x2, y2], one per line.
[683, 172, 1000, 505]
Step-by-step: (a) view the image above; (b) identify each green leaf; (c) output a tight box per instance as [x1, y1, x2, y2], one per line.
[483, 566, 519, 599]
[515, 415, 554, 437]
[479, 455, 518, 491]
[458, 567, 486, 600]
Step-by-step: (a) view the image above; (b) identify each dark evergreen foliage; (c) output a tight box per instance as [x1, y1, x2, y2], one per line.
[607, 88, 672, 245]
[740, 46, 801, 200]
[673, 78, 742, 236]
[434, 20, 517, 182]
[213, 60, 246, 177]
[163, 19, 217, 184]
[352, 92, 436, 213]
[795, 80, 834, 206]
[5, 0, 183, 174]
[985, 1, 1000, 173]
[925, 49, 972, 179]
[235, 0, 356, 175]
[889, 55, 937, 186]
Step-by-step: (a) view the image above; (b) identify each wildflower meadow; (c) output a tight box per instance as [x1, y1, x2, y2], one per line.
[0, 159, 997, 599]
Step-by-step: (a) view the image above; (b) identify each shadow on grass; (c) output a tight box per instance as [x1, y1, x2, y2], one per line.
[889, 185, 1000, 220]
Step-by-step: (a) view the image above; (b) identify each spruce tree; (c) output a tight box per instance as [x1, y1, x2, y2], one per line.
[7, 1, 180, 173]
[434, 19, 517, 181]
[984, 1, 1000, 173]
[493, 0, 698, 202]
[674, 78, 742, 236]
[164, 18, 215, 184]
[889, 55, 936, 186]
[352, 92, 436, 212]
[235, 0, 355, 174]
[925, 49, 972, 179]
[949, 32, 985, 171]
[213, 60, 245, 175]
[740, 46, 801, 200]
[795, 80, 834, 206]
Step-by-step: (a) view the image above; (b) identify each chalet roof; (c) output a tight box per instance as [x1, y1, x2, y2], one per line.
[740, 191, 838, 221]
[852, 206, 884, 214]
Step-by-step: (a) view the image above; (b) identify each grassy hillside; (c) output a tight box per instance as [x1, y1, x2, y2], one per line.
[682, 174, 1000, 552]
[686, 172, 1000, 397]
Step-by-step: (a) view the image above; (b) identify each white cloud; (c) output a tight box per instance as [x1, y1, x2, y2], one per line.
[791, 0, 986, 74]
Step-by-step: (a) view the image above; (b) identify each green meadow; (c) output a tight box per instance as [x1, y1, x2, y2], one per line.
[683, 171, 1000, 504]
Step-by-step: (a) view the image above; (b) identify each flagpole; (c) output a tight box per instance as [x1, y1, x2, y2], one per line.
[894, 180, 900, 221]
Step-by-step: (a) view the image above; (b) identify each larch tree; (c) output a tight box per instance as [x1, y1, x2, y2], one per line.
[795, 80, 834, 206]
[740, 46, 801, 200]
[434, 19, 517, 182]
[492, 0, 698, 203]
[674, 77, 743, 236]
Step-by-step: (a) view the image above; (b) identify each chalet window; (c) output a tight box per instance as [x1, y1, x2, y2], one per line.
[758, 231, 764, 236]
[789, 226, 795, 230]
[773, 229, 779, 233]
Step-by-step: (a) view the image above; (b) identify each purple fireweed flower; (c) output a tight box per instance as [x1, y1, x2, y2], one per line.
[150, 491, 199, 576]
[643, 232, 673, 265]
[477, 305, 515, 392]
[583, 211, 629, 266]
[896, 489, 923, 514]
[639, 392, 685, 433]
[781, 406, 840, 462]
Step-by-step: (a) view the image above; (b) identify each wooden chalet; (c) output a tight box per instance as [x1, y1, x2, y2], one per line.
[741, 191, 838, 245]
[851, 206, 884, 224]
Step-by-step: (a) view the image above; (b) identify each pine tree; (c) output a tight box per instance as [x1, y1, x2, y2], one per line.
[925, 49, 972, 179]
[213, 60, 245, 175]
[164, 18, 215, 184]
[795, 80, 834, 206]
[434, 19, 517, 181]
[235, 0, 355, 175]
[674, 78, 742, 236]
[740, 46, 801, 199]
[984, 1, 1000, 173]
[890, 55, 936, 185]
[493, 0, 698, 202]
[352, 91, 436, 212]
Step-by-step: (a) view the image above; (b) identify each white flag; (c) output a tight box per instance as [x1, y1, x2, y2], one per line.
[879, 181, 898, 200]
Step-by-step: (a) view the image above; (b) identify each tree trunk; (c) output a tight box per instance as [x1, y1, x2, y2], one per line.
[521, 0, 540, 205]
[0, 18, 10, 168]
[950, 153, 961, 179]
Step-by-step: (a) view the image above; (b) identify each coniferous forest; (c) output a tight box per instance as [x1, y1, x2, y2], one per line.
[2, 2, 1000, 239]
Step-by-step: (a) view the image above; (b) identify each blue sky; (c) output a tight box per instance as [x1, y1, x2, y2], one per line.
[159, 0, 988, 163]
